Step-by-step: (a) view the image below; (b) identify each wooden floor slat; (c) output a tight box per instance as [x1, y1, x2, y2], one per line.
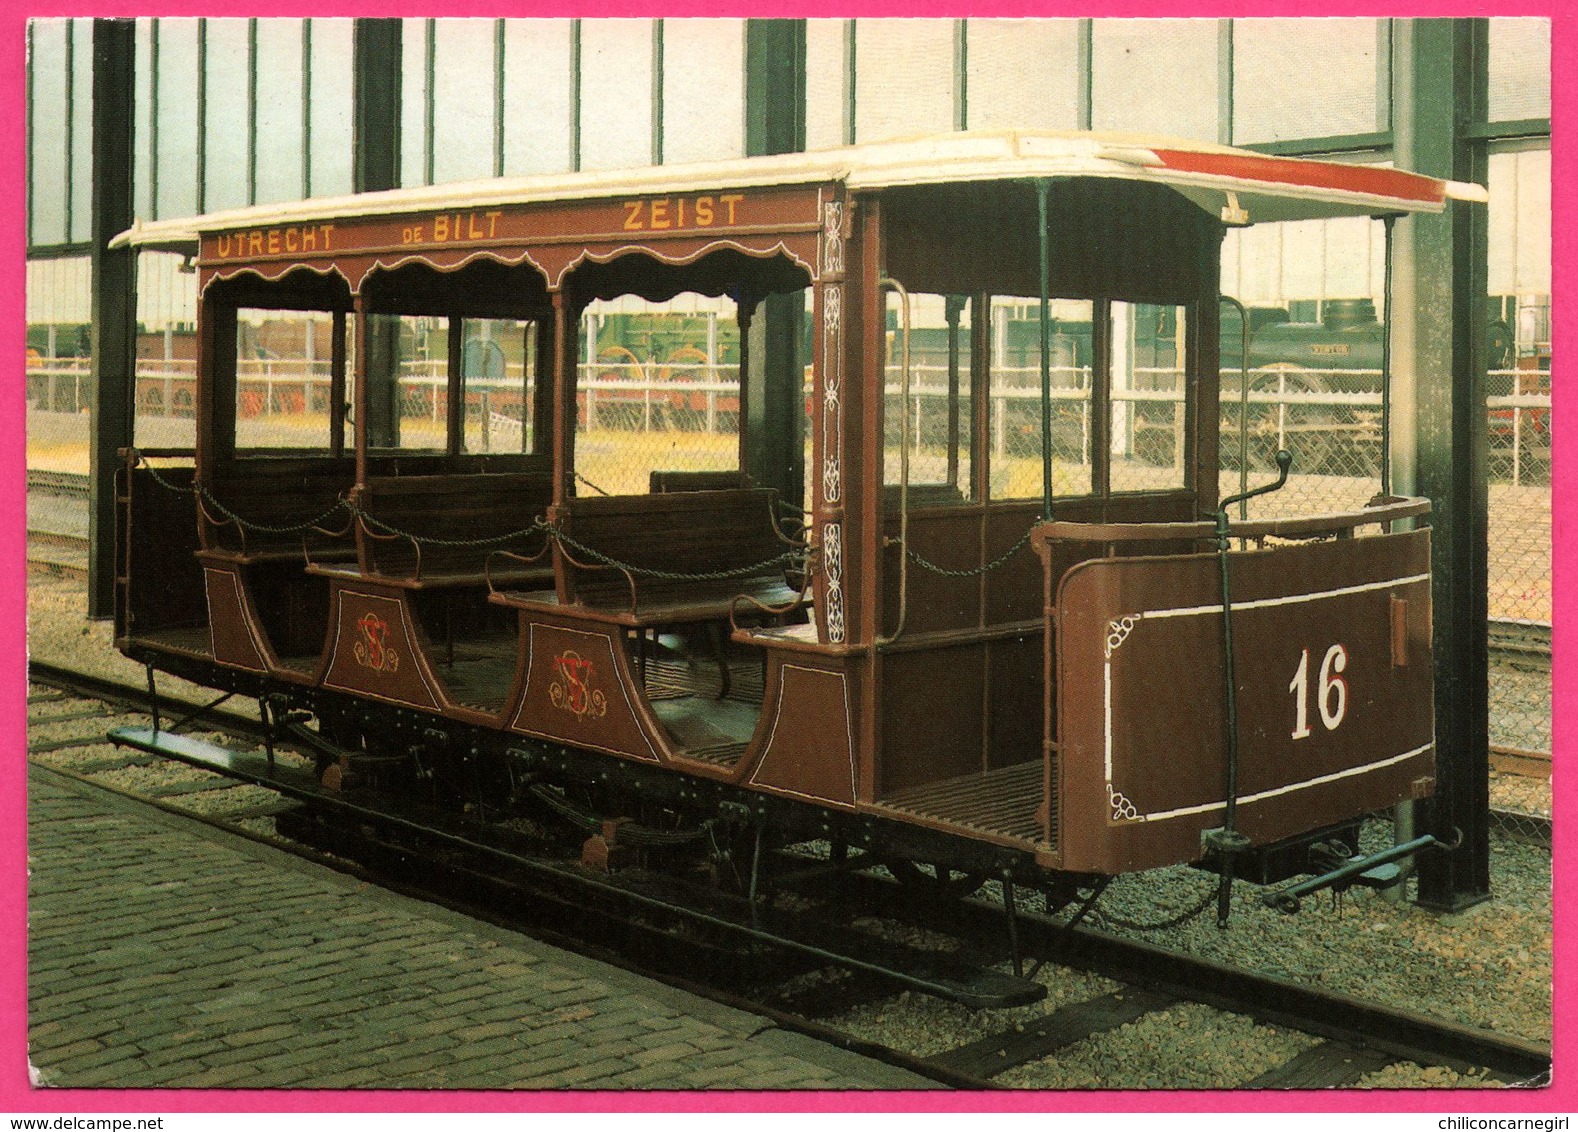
[876, 761, 1043, 844]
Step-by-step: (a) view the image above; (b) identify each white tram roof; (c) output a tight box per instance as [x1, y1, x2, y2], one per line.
[113, 129, 1486, 255]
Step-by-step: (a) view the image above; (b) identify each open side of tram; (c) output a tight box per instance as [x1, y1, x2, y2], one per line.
[114, 131, 1476, 890]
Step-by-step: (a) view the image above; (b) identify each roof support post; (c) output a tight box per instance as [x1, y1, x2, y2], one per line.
[550, 291, 575, 509]
[446, 317, 464, 455]
[1035, 179, 1053, 519]
[87, 18, 137, 620]
[363, 313, 399, 452]
[353, 296, 369, 488]
[1392, 18, 1491, 912]
[743, 20, 807, 506]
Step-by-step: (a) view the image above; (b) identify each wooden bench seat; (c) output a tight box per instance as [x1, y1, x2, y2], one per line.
[333, 469, 554, 590]
[538, 487, 802, 625]
[490, 487, 805, 697]
[197, 459, 355, 565]
[496, 574, 801, 628]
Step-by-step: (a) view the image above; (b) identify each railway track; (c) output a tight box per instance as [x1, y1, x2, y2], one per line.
[26, 470, 90, 579]
[27, 469, 91, 498]
[28, 659, 1551, 1092]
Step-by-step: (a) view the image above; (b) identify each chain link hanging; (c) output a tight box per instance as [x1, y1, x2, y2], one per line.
[905, 525, 1037, 579]
[137, 455, 807, 580]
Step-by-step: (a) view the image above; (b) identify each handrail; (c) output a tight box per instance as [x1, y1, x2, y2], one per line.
[1032, 496, 1430, 546]
[877, 276, 913, 647]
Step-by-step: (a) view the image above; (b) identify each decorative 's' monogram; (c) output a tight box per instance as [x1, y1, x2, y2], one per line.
[550, 650, 607, 721]
[353, 612, 400, 673]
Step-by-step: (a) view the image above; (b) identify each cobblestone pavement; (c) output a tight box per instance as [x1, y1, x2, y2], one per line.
[27, 768, 934, 1092]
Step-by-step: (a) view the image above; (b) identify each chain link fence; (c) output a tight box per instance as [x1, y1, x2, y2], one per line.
[572, 359, 742, 497]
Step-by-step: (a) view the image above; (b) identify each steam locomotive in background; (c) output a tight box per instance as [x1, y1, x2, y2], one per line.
[1216, 296, 1549, 475]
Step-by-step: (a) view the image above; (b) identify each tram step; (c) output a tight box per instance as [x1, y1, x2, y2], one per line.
[109, 726, 321, 791]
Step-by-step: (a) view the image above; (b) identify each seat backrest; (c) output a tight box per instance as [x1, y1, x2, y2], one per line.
[357, 469, 553, 577]
[556, 488, 783, 599]
[201, 457, 354, 556]
[648, 469, 753, 493]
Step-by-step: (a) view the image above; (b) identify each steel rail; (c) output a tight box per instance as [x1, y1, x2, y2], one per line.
[820, 872, 1551, 1086]
[28, 659, 264, 736]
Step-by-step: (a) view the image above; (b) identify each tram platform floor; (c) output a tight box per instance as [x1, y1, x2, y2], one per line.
[25, 767, 935, 1091]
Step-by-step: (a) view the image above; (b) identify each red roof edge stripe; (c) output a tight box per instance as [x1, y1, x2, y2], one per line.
[1152, 149, 1446, 207]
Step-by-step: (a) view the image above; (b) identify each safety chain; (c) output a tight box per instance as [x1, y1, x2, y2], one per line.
[140, 462, 352, 536]
[351, 507, 546, 549]
[205, 488, 350, 536]
[137, 460, 808, 576]
[140, 461, 200, 498]
[905, 525, 1037, 578]
[545, 522, 807, 583]
[1090, 882, 1219, 932]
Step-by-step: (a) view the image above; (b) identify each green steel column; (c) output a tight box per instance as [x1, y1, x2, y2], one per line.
[352, 19, 403, 458]
[87, 18, 137, 620]
[1393, 18, 1491, 911]
[743, 20, 807, 506]
[352, 18, 402, 194]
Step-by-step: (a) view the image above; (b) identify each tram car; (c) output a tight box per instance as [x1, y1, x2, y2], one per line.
[111, 131, 1482, 923]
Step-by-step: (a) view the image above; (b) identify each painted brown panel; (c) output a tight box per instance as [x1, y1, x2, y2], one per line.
[203, 566, 269, 673]
[1054, 530, 1435, 874]
[322, 588, 443, 711]
[509, 621, 661, 763]
[877, 645, 987, 796]
[985, 633, 1043, 771]
[879, 510, 983, 635]
[748, 662, 858, 808]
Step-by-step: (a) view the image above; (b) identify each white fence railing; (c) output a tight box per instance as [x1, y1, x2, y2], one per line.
[26, 360, 1552, 480]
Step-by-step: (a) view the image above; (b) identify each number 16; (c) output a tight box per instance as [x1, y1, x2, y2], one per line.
[1290, 644, 1348, 740]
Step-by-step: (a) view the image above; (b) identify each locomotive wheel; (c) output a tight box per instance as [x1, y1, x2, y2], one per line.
[1227, 366, 1338, 475]
[885, 859, 988, 901]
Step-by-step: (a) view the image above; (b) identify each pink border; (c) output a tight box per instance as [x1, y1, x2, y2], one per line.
[3, 1, 1568, 1116]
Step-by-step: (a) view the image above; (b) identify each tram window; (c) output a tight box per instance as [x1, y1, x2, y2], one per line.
[366, 314, 446, 452]
[987, 296, 1094, 500]
[882, 291, 973, 501]
[577, 293, 742, 496]
[459, 318, 538, 455]
[232, 308, 340, 451]
[1111, 302, 1188, 492]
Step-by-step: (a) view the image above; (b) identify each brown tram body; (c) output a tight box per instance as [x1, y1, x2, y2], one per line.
[112, 131, 1475, 889]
